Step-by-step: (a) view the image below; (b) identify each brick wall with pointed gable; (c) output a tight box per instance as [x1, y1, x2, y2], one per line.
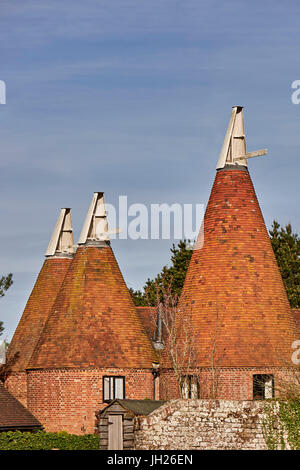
[5, 257, 72, 406]
[27, 244, 157, 433]
[160, 166, 298, 400]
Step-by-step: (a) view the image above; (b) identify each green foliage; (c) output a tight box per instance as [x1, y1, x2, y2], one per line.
[0, 430, 99, 450]
[278, 400, 300, 450]
[0, 273, 13, 298]
[0, 273, 13, 337]
[262, 400, 300, 450]
[269, 221, 300, 308]
[262, 401, 285, 450]
[130, 240, 193, 306]
[129, 288, 148, 307]
[130, 221, 300, 309]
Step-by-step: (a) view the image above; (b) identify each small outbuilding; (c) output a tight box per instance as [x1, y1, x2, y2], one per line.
[0, 384, 43, 432]
[97, 399, 165, 450]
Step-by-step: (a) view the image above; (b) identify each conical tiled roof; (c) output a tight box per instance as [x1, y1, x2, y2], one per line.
[28, 194, 157, 369]
[292, 308, 300, 334]
[136, 307, 156, 342]
[28, 244, 157, 369]
[7, 209, 74, 372]
[177, 109, 298, 368]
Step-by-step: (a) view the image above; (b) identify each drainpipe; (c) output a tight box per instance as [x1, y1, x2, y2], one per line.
[152, 362, 160, 400]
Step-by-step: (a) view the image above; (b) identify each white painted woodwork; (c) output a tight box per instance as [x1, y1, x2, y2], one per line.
[181, 377, 189, 399]
[108, 415, 123, 450]
[234, 149, 267, 161]
[190, 378, 199, 399]
[264, 377, 273, 399]
[45, 208, 74, 257]
[78, 192, 120, 244]
[216, 106, 267, 169]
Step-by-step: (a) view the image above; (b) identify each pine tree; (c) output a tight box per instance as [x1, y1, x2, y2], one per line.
[131, 222, 300, 309]
[131, 240, 193, 306]
[269, 221, 300, 308]
[0, 273, 13, 336]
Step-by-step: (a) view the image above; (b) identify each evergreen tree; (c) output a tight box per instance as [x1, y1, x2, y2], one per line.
[128, 288, 148, 307]
[269, 221, 300, 308]
[130, 240, 193, 306]
[0, 273, 13, 336]
[131, 222, 300, 309]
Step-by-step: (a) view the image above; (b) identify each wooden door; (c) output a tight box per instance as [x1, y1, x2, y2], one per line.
[108, 414, 123, 450]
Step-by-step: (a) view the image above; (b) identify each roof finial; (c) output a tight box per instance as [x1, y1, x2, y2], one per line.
[45, 208, 75, 257]
[78, 192, 120, 245]
[216, 106, 267, 170]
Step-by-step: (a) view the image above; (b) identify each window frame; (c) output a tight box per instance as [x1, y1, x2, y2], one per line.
[253, 374, 274, 400]
[181, 375, 200, 399]
[103, 375, 125, 403]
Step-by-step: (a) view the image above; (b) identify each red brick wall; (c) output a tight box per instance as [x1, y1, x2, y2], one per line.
[5, 372, 28, 407]
[27, 368, 154, 434]
[159, 367, 294, 400]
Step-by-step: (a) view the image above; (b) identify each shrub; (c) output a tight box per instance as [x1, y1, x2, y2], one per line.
[0, 430, 99, 450]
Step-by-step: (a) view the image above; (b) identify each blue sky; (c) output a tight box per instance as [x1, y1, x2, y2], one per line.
[1, 0, 300, 340]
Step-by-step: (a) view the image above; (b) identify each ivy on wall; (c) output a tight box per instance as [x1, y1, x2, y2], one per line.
[262, 400, 300, 450]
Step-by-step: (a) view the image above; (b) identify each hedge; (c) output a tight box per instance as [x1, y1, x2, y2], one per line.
[0, 430, 99, 450]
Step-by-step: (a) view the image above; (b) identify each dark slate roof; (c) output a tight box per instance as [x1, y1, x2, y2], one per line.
[110, 399, 166, 416]
[0, 384, 43, 431]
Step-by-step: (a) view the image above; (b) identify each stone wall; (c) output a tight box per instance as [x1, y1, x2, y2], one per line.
[135, 399, 268, 450]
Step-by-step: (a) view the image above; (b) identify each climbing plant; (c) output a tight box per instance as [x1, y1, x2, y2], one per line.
[262, 399, 300, 450]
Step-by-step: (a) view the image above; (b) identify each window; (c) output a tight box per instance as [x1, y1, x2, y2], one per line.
[103, 376, 125, 402]
[181, 375, 200, 399]
[253, 374, 274, 400]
